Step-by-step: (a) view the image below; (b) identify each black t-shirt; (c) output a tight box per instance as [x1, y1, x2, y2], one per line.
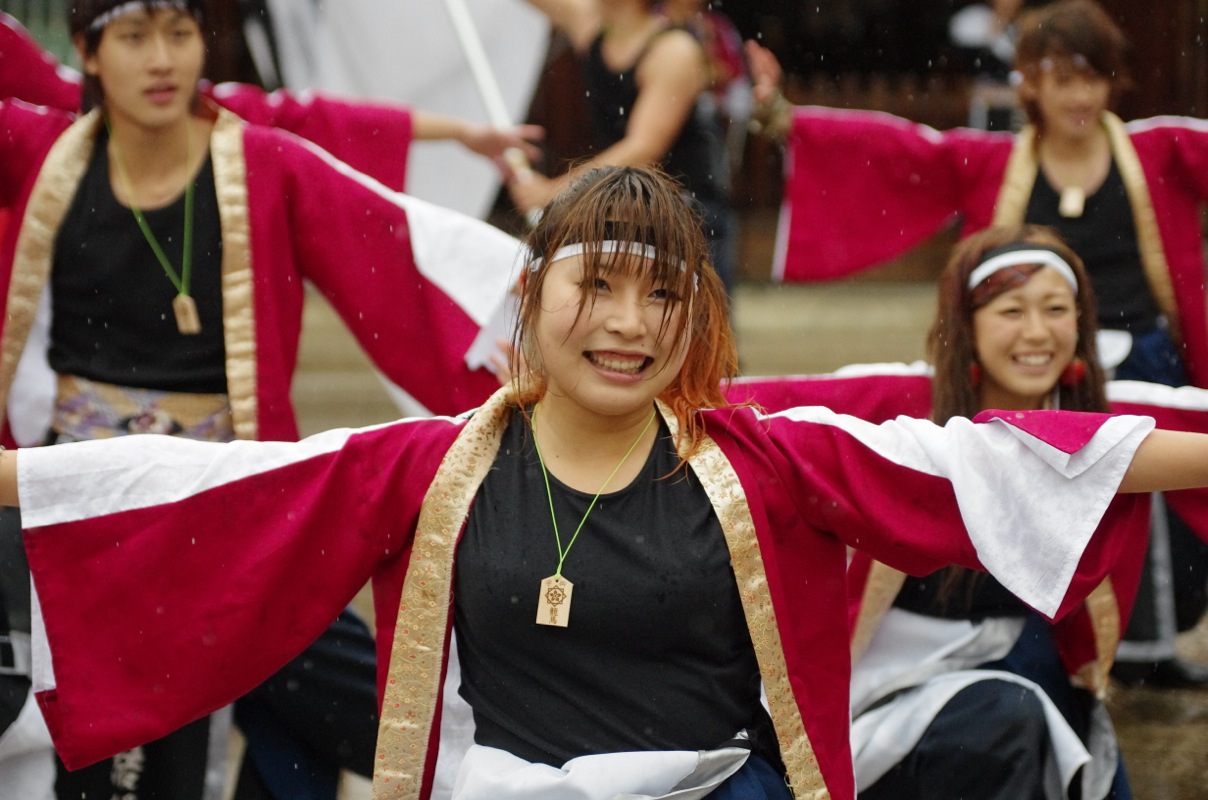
[1026, 160, 1160, 333]
[582, 29, 727, 204]
[454, 412, 778, 769]
[51, 130, 227, 392]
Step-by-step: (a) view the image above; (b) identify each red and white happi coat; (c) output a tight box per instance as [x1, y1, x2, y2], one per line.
[0, 99, 518, 444]
[17, 385, 1153, 800]
[776, 107, 1208, 387]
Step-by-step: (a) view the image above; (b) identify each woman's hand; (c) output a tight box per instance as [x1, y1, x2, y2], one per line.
[745, 40, 792, 140]
[459, 122, 545, 165]
[745, 40, 783, 107]
[506, 171, 560, 214]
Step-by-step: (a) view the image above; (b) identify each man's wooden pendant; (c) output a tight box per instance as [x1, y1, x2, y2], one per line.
[173, 294, 202, 335]
[536, 575, 573, 628]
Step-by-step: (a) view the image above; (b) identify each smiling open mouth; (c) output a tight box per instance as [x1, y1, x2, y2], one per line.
[586, 352, 652, 375]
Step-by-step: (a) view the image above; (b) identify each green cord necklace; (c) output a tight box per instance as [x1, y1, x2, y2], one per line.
[107, 120, 201, 335]
[532, 404, 657, 627]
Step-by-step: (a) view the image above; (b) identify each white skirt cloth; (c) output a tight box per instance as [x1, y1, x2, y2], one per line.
[850, 608, 1119, 800]
[452, 742, 750, 800]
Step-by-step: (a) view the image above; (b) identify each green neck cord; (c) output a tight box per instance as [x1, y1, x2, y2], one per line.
[533, 405, 658, 579]
[106, 119, 195, 297]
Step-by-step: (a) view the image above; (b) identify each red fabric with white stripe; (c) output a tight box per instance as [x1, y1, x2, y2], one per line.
[23, 418, 462, 770]
[238, 125, 503, 434]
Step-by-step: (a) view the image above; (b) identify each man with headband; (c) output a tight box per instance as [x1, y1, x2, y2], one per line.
[0, 2, 525, 798]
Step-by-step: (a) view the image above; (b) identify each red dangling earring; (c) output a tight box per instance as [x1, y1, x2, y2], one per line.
[969, 362, 982, 387]
[1059, 357, 1087, 386]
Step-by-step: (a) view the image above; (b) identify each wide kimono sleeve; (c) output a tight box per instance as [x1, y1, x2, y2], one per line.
[245, 126, 518, 418]
[776, 106, 1011, 281]
[726, 363, 934, 420]
[720, 405, 1152, 620]
[0, 12, 82, 112]
[17, 416, 460, 770]
[206, 82, 413, 191]
[1128, 118, 1208, 387]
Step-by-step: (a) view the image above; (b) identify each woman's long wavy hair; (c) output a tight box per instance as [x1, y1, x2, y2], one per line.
[510, 165, 739, 460]
[928, 225, 1110, 609]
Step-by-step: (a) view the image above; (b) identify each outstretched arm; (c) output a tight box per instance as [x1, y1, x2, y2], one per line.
[412, 109, 543, 166]
[1120, 428, 1208, 493]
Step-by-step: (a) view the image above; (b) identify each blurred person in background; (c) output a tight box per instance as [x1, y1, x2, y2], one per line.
[747, 0, 1208, 690]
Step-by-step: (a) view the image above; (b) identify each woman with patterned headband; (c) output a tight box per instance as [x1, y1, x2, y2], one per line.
[5, 166, 1208, 800]
[847, 225, 1133, 800]
[0, 1, 530, 798]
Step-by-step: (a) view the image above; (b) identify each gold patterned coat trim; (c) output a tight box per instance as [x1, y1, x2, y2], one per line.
[992, 113, 1179, 343]
[374, 392, 828, 799]
[208, 108, 258, 440]
[1100, 113, 1179, 344]
[671, 404, 827, 800]
[2, 110, 99, 434]
[373, 386, 512, 799]
[849, 561, 907, 664]
[1071, 578, 1120, 699]
[990, 124, 1039, 230]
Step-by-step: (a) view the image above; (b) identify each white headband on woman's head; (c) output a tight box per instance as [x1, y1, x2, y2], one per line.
[967, 248, 1079, 294]
[532, 241, 667, 270]
[530, 240, 697, 289]
[88, 0, 190, 32]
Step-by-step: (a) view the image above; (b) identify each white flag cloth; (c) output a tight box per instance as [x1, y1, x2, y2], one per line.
[262, 0, 549, 219]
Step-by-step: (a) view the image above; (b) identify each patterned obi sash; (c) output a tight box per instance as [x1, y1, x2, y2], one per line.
[51, 374, 235, 443]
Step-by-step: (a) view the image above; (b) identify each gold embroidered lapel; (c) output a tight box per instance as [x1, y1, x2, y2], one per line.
[1073, 578, 1120, 698]
[1, 110, 100, 430]
[1101, 113, 1179, 343]
[668, 403, 830, 800]
[850, 561, 907, 664]
[992, 124, 1038, 227]
[208, 108, 258, 440]
[373, 387, 513, 800]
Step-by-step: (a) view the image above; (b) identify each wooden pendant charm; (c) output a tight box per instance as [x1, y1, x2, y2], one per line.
[173, 293, 202, 335]
[536, 575, 573, 628]
[1059, 186, 1085, 218]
